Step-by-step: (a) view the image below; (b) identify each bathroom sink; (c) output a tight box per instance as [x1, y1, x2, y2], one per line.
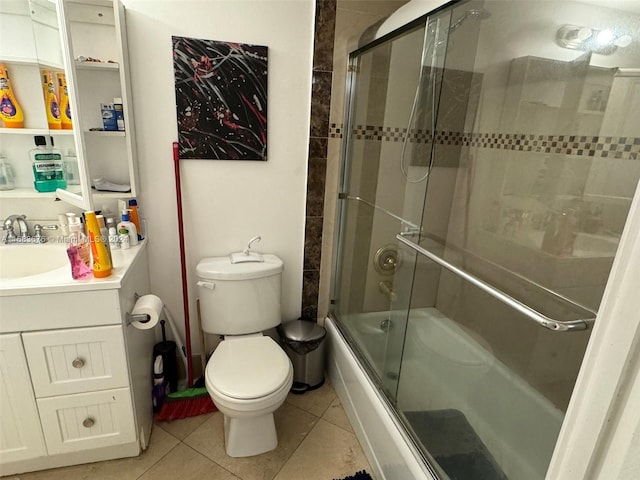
[511, 230, 619, 258]
[0, 243, 69, 279]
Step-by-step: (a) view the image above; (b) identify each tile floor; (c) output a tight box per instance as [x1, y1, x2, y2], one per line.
[6, 381, 375, 480]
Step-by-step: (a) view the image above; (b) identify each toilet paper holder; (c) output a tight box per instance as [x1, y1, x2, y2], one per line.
[126, 292, 151, 326]
[126, 312, 151, 325]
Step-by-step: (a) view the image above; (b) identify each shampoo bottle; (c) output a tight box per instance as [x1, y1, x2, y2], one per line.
[84, 211, 112, 278]
[56, 72, 72, 129]
[106, 217, 120, 250]
[119, 226, 130, 250]
[117, 210, 138, 246]
[41, 70, 61, 129]
[127, 199, 142, 240]
[0, 64, 24, 128]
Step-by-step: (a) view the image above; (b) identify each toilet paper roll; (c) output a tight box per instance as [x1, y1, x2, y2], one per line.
[130, 294, 163, 330]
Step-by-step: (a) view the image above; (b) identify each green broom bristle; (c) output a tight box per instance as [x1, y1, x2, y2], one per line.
[155, 387, 217, 421]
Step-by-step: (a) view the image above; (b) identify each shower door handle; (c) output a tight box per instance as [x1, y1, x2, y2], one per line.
[396, 235, 595, 332]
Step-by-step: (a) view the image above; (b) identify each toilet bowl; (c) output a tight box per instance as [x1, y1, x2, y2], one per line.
[205, 334, 293, 457]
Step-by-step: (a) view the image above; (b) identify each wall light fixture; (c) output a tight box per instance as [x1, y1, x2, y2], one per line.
[556, 24, 632, 55]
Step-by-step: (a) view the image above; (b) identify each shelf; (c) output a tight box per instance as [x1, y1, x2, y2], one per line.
[0, 57, 64, 70]
[84, 130, 126, 137]
[75, 61, 119, 72]
[0, 128, 74, 136]
[0, 187, 131, 201]
[0, 186, 81, 199]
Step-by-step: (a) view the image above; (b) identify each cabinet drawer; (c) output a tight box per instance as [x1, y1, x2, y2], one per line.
[23, 326, 129, 397]
[37, 388, 136, 455]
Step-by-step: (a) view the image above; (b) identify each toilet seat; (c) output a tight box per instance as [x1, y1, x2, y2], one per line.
[206, 336, 291, 400]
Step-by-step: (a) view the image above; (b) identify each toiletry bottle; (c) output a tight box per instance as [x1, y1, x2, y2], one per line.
[0, 154, 15, 190]
[56, 72, 72, 129]
[49, 137, 66, 189]
[117, 210, 138, 246]
[127, 199, 142, 240]
[84, 211, 112, 278]
[67, 214, 91, 269]
[119, 226, 131, 250]
[30, 135, 63, 192]
[107, 217, 120, 250]
[113, 97, 125, 131]
[41, 70, 61, 129]
[0, 63, 24, 128]
[96, 214, 113, 265]
[66, 244, 93, 280]
[64, 149, 80, 185]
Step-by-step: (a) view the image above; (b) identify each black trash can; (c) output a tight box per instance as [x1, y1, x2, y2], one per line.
[278, 320, 326, 394]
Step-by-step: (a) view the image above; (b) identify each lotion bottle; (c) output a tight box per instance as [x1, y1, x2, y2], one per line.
[84, 211, 112, 278]
[117, 210, 138, 246]
[67, 214, 91, 269]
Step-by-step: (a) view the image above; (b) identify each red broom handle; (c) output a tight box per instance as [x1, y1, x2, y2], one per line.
[173, 141, 193, 387]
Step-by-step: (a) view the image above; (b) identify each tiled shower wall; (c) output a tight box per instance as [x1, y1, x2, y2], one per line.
[302, 0, 408, 320]
[302, 0, 336, 320]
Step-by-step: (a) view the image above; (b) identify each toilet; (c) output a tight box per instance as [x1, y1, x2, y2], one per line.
[195, 254, 293, 457]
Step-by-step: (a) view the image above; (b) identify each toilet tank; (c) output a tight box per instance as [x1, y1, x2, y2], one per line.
[196, 254, 284, 335]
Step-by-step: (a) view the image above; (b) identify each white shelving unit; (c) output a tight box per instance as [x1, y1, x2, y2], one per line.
[0, 0, 138, 209]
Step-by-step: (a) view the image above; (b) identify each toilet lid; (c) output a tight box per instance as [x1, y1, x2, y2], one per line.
[207, 336, 291, 400]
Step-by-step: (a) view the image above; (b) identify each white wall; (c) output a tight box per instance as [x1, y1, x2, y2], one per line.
[122, 0, 314, 353]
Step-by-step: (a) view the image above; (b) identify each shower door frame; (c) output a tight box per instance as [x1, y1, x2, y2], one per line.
[328, 0, 640, 477]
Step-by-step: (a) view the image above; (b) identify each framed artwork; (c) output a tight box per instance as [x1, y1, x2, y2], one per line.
[172, 36, 268, 161]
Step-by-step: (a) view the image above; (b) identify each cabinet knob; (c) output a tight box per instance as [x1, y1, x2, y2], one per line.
[82, 417, 95, 428]
[72, 357, 85, 369]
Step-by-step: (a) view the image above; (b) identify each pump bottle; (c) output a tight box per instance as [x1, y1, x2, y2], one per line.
[117, 210, 138, 246]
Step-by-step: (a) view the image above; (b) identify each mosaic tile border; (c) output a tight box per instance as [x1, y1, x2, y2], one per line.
[329, 123, 640, 160]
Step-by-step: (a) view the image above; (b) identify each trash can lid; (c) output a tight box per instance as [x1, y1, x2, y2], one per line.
[279, 320, 326, 342]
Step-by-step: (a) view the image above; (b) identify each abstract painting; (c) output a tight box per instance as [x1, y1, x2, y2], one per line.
[172, 36, 268, 161]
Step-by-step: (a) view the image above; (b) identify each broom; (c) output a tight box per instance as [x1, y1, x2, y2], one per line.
[155, 142, 217, 421]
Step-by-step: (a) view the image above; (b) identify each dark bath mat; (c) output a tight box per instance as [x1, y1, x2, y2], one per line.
[404, 409, 508, 480]
[333, 471, 373, 480]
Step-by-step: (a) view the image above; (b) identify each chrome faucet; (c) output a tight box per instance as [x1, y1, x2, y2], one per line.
[3, 214, 30, 244]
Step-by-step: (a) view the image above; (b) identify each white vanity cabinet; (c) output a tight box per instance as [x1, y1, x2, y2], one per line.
[0, 333, 48, 465]
[0, 244, 155, 476]
[0, 0, 139, 209]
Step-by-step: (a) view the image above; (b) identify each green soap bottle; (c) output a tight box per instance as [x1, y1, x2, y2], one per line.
[29, 135, 66, 192]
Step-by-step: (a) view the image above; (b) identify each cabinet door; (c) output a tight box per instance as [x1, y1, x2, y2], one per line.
[0, 333, 47, 464]
[23, 325, 129, 398]
[37, 387, 136, 455]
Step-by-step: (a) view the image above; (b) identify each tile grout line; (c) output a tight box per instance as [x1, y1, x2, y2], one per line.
[135, 441, 182, 480]
[270, 411, 323, 480]
[180, 441, 240, 480]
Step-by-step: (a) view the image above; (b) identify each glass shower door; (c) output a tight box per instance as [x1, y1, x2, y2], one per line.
[332, 0, 640, 479]
[332, 9, 451, 399]
[391, 1, 640, 479]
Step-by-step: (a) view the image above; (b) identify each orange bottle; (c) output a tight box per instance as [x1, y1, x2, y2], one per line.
[84, 211, 112, 278]
[0, 64, 24, 128]
[41, 70, 61, 129]
[56, 72, 72, 130]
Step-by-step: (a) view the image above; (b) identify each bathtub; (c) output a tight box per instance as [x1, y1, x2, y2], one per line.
[326, 308, 564, 480]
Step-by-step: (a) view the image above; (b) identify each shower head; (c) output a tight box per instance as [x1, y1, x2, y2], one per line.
[449, 7, 491, 32]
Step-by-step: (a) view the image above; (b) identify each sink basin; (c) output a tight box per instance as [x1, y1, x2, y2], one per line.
[0, 243, 69, 279]
[511, 230, 619, 258]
